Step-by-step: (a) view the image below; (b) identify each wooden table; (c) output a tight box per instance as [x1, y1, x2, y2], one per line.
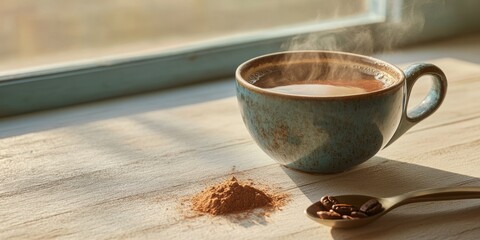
[1, 58, 480, 239]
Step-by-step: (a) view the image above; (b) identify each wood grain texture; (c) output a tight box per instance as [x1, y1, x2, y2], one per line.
[1, 58, 480, 239]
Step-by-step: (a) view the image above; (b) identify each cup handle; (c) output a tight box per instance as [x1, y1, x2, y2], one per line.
[385, 63, 448, 147]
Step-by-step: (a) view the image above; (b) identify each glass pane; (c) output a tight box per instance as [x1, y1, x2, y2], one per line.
[0, 0, 370, 71]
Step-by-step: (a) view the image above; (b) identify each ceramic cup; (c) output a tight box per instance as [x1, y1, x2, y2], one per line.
[236, 51, 447, 173]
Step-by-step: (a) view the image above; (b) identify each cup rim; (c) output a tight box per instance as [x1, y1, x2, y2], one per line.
[235, 51, 405, 99]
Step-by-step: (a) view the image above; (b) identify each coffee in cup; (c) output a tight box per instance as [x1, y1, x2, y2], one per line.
[251, 62, 388, 97]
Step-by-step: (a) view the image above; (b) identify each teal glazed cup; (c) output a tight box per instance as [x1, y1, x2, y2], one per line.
[236, 51, 447, 173]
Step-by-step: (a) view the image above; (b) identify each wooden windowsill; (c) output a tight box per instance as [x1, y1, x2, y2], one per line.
[1, 34, 480, 239]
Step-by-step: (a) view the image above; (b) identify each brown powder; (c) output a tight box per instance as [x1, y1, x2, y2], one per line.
[191, 176, 287, 216]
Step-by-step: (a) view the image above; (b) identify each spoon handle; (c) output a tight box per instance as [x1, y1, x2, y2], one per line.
[390, 186, 480, 207]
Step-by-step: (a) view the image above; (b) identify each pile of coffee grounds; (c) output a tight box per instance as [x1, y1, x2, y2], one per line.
[191, 176, 287, 216]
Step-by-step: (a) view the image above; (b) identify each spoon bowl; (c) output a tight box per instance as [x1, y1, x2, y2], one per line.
[305, 187, 480, 228]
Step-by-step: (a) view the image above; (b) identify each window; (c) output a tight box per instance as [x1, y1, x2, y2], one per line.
[1, 0, 479, 117]
[0, 0, 374, 71]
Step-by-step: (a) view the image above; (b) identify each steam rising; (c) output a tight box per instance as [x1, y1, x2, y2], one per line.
[278, 1, 432, 83]
[282, 0, 430, 54]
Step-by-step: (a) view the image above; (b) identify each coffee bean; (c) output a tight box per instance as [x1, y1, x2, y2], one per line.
[317, 210, 342, 219]
[332, 203, 358, 215]
[360, 199, 383, 216]
[320, 195, 339, 210]
[350, 211, 368, 218]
